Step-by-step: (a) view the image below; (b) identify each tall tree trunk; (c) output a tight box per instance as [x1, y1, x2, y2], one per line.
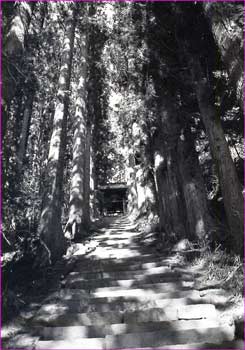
[83, 121, 92, 230]
[37, 5, 77, 263]
[66, 34, 87, 240]
[203, 3, 244, 110]
[154, 144, 186, 239]
[147, 139, 161, 222]
[191, 58, 244, 254]
[152, 151, 165, 231]
[2, 2, 35, 137]
[126, 151, 138, 216]
[153, 101, 187, 239]
[90, 146, 96, 219]
[178, 126, 214, 240]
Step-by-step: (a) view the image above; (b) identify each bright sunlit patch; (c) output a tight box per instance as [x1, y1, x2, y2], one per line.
[196, 218, 205, 238]
[117, 279, 134, 288]
[154, 153, 164, 169]
[103, 3, 115, 30]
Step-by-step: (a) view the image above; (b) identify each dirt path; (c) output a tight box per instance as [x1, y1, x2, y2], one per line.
[3, 216, 243, 349]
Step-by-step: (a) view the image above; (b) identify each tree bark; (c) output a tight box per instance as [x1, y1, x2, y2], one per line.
[90, 145, 96, 219]
[83, 121, 92, 230]
[203, 3, 243, 110]
[177, 126, 214, 240]
[4, 2, 33, 56]
[191, 58, 244, 254]
[153, 101, 187, 239]
[2, 2, 35, 137]
[37, 5, 77, 263]
[154, 144, 186, 239]
[126, 151, 138, 217]
[66, 34, 87, 240]
[125, 137, 157, 219]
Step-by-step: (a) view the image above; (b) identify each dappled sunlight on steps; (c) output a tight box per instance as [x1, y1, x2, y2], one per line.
[6, 216, 241, 349]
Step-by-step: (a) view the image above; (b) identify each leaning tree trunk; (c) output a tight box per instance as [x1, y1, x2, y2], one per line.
[191, 58, 244, 254]
[66, 34, 87, 240]
[37, 5, 77, 264]
[4, 2, 33, 56]
[2, 2, 35, 137]
[203, 3, 244, 110]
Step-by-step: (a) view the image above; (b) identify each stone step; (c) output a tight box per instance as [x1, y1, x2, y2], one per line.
[151, 340, 244, 349]
[124, 304, 216, 323]
[76, 253, 145, 261]
[73, 253, 175, 265]
[94, 231, 139, 237]
[105, 324, 234, 348]
[4, 325, 240, 349]
[69, 280, 194, 293]
[2, 334, 39, 350]
[92, 233, 135, 238]
[43, 291, 229, 320]
[92, 242, 139, 248]
[33, 318, 222, 340]
[35, 338, 105, 349]
[66, 265, 171, 279]
[65, 267, 190, 281]
[93, 237, 133, 243]
[34, 325, 235, 349]
[85, 237, 133, 243]
[36, 295, 207, 315]
[45, 288, 200, 303]
[64, 273, 194, 289]
[72, 259, 178, 273]
[91, 280, 194, 297]
[32, 309, 124, 327]
[32, 304, 216, 327]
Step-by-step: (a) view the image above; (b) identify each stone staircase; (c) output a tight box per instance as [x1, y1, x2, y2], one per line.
[9, 217, 243, 349]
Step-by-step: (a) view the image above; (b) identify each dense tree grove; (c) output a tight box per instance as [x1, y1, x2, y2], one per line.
[2, 1, 244, 273]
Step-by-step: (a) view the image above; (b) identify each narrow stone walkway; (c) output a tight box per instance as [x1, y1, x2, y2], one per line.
[7, 217, 243, 349]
